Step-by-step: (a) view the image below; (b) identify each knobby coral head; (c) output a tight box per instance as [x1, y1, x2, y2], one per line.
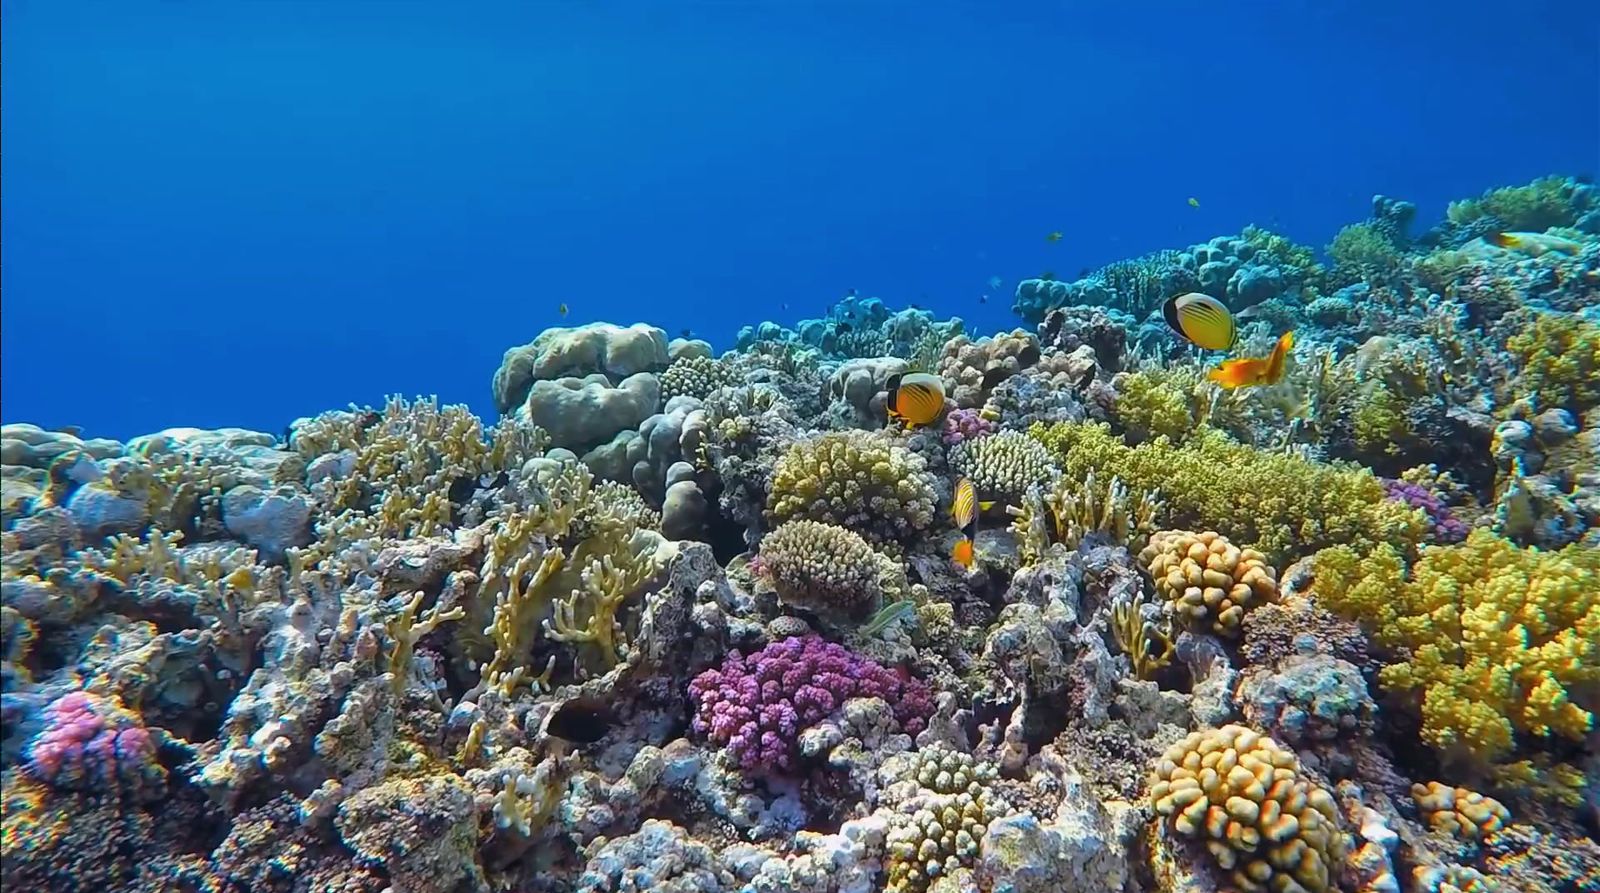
[23, 690, 165, 797]
[688, 635, 932, 773]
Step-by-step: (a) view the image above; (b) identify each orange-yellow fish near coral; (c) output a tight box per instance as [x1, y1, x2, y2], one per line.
[1207, 331, 1295, 389]
[951, 476, 978, 568]
[886, 372, 947, 428]
[1162, 292, 1237, 351]
[1485, 231, 1582, 257]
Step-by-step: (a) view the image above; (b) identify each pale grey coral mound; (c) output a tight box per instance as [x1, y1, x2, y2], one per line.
[948, 430, 1059, 503]
[492, 322, 669, 413]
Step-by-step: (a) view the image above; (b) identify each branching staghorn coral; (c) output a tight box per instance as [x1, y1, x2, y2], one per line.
[1029, 421, 1426, 563]
[386, 590, 465, 695]
[1007, 470, 1162, 565]
[1311, 530, 1599, 803]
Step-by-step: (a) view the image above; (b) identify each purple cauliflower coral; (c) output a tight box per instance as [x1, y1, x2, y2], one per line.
[688, 635, 933, 773]
[1382, 478, 1469, 543]
[941, 407, 997, 446]
[23, 690, 166, 796]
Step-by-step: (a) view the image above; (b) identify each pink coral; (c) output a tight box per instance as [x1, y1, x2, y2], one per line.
[688, 635, 933, 773]
[941, 407, 997, 446]
[24, 690, 165, 796]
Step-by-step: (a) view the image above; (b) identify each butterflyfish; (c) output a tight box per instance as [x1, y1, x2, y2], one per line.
[1162, 292, 1237, 351]
[1484, 231, 1582, 257]
[950, 476, 992, 569]
[1207, 331, 1295, 389]
[558, 303, 569, 317]
[886, 372, 947, 428]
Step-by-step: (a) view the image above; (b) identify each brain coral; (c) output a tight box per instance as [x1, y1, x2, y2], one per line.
[757, 520, 883, 616]
[1311, 529, 1598, 800]
[948, 430, 1058, 504]
[1150, 724, 1345, 893]
[1140, 529, 1279, 637]
[767, 429, 938, 543]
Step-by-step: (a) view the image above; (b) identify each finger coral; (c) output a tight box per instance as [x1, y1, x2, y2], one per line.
[767, 429, 938, 543]
[1411, 782, 1511, 842]
[948, 429, 1058, 505]
[687, 635, 933, 774]
[1030, 421, 1427, 563]
[1312, 529, 1599, 800]
[757, 520, 883, 617]
[1140, 529, 1279, 637]
[1149, 724, 1345, 893]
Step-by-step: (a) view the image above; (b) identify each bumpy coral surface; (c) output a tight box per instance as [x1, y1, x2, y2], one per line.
[1149, 724, 1345, 893]
[24, 691, 165, 798]
[1140, 529, 1279, 637]
[757, 519, 883, 616]
[948, 429, 1058, 504]
[688, 635, 932, 773]
[1313, 529, 1599, 796]
[660, 354, 739, 401]
[767, 429, 938, 542]
[1411, 782, 1511, 842]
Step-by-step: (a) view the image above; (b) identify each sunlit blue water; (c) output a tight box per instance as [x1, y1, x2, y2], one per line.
[3, 1, 1596, 438]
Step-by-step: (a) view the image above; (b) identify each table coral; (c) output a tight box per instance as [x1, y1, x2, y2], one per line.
[687, 635, 932, 774]
[756, 519, 883, 617]
[1031, 421, 1427, 562]
[1312, 529, 1598, 800]
[1149, 724, 1345, 893]
[1140, 529, 1279, 637]
[766, 429, 938, 543]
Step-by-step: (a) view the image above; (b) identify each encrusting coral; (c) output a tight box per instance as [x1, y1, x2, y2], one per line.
[1312, 529, 1598, 801]
[1149, 724, 1345, 893]
[1140, 529, 1279, 637]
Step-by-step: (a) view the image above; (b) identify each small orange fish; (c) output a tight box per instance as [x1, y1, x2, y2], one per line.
[951, 538, 975, 568]
[1207, 331, 1295, 389]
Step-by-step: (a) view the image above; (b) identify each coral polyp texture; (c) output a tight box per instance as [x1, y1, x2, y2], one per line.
[1149, 724, 1345, 893]
[687, 635, 932, 773]
[1140, 529, 1279, 636]
[5, 172, 1599, 892]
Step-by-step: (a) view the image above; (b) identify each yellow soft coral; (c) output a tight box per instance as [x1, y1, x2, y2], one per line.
[1312, 530, 1599, 796]
[1030, 421, 1425, 563]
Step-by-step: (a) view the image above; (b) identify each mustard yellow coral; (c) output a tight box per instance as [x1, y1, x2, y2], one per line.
[1411, 782, 1510, 842]
[1030, 421, 1425, 563]
[1149, 724, 1345, 893]
[1504, 311, 1600, 414]
[1312, 530, 1599, 785]
[1140, 530, 1278, 637]
[767, 430, 938, 542]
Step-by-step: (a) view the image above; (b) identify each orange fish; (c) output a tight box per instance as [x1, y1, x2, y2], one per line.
[886, 372, 947, 428]
[951, 538, 975, 568]
[1207, 331, 1295, 389]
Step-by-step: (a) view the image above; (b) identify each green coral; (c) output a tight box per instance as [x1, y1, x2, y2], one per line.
[1327, 222, 1401, 284]
[767, 430, 938, 543]
[757, 520, 883, 616]
[1312, 530, 1599, 803]
[948, 430, 1058, 504]
[1350, 384, 1411, 456]
[1112, 366, 1207, 443]
[660, 355, 739, 401]
[1028, 422, 1425, 563]
[1446, 175, 1583, 231]
[1505, 311, 1600, 414]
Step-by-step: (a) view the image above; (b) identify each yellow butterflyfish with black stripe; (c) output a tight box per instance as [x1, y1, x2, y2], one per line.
[1161, 292, 1237, 351]
[885, 371, 947, 428]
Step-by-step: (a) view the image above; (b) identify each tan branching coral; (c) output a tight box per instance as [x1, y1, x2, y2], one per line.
[1140, 530, 1279, 637]
[767, 429, 938, 542]
[1112, 588, 1175, 681]
[1411, 782, 1510, 842]
[1150, 725, 1345, 893]
[757, 520, 882, 616]
[1008, 471, 1162, 566]
[386, 590, 466, 695]
[949, 430, 1058, 504]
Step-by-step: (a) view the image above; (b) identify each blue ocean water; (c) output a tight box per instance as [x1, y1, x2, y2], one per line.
[3, 1, 1596, 440]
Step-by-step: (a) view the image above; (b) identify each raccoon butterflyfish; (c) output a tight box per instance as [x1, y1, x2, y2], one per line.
[1207, 331, 1294, 389]
[885, 371, 947, 428]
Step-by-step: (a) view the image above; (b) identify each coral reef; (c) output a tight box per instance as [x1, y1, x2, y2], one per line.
[1140, 529, 1279, 637]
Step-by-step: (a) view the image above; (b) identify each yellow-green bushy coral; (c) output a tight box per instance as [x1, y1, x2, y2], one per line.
[1504, 311, 1600, 414]
[1139, 529, 1278, 637]
[1029, 422, 1425, 563]
[1112, 366, 1208, 443]
[767, 430, 938, 542]
[1149, 724, 1345, 893]
[1312, 530, 1599, 799]
[1446, 175, 1583, 231]
[757, 520, 882, 616]
[948, 430, 1058, 504]
[1327, 222, 1401, 282]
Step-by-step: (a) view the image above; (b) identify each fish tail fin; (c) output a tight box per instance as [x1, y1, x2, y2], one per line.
[978, 500, 996, 511]
[1266, 331, 1295, 383]
[1485, 232, 1517, 249]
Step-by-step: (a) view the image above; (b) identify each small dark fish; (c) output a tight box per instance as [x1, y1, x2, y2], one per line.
[1040, 270, 1057, 281]
[546, 697, 616, 744]
[1077, 267, 1090, 279]
[782, 303, 789, 310]
[910, 303, 921, 310]
[679, 328, 694, 338]
[1046, 231, 1064, 242]
[447, 474, 479, 505]
[846, 287, 858, 297]
[978, 295, 988, 304]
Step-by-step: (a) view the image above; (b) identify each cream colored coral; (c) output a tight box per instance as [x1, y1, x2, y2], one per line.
[936, 330, 1042, 408]
[884, 789, 1005, 893]
[758, 520, 882, 616]
[1150, 724, 1345, 893]
[1141, 530, 1278, 637]
[1411, 782, 1510, 841]
[660, 355, 738, 401]
[767, 429, 938, 542]
[948, 430, 1058, 504]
